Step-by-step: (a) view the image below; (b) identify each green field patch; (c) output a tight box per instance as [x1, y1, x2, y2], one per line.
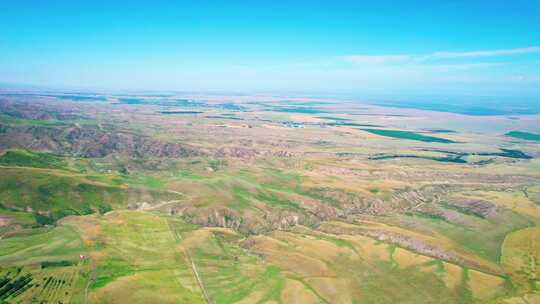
[457, 268, 473, 303]
[205, 115, 244, 120]
[119, 174, 164, 189]
[0, 149, 66, 169]
[425, 129, 457, 133]
[255, 191, 300, 210]
[313, 234, 355, 251]
[41, 260, 77, 268]
[317, 116, 351, 121]
[370, 154, 467, 163]
[505, 131, 540, 142]
[0, 225, 85, 266]
[56, 94, 106, 102]
[361, 128, 456, 143]
[369, 188, 381, 194]
[273, 107, 327, 114]
[90, 258, 134, 290]
[426, 259, 446, 277]
[371, 148, 532, 163]
[387, 244, 398, 269]
[474, 148, 532, 160]
[231, 186, 253, 209]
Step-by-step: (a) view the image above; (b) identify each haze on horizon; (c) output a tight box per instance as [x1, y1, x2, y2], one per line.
[1, 1, 539, 99]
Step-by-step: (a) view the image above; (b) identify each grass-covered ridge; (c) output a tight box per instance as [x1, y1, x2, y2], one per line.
[0, 167, 179, 223]
[0, 149, 66, 169]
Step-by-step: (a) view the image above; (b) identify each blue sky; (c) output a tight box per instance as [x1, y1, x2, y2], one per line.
[1, 0, 539, 97]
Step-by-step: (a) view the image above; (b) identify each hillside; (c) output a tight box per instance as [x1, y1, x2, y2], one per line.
[0, 94, 540, 303]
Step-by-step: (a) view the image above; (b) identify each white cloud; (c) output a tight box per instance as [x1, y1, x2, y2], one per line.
[431, 46, 540, 59]
[429, 62, 504, 71]
[341, 55, 412, 65]
[342, 46, 540, 66]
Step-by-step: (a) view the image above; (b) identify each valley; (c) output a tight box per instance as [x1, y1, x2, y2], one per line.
[0, 92, 539, 303]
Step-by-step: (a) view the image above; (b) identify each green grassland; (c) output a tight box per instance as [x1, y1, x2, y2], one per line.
[0, 175, 535, 304]
[0, 225, 85, 266]
[85, 212, 206, 303]
[0, 208, 521, 303]
[0, 149, 66, 169]
[0, 96, 539, 303]
[0, 168, 122, 220]
[0, 165, 180, 225]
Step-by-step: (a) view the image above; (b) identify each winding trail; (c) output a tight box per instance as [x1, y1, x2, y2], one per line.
[166, 218, 212, 304]
[186, 249, 212, 304]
